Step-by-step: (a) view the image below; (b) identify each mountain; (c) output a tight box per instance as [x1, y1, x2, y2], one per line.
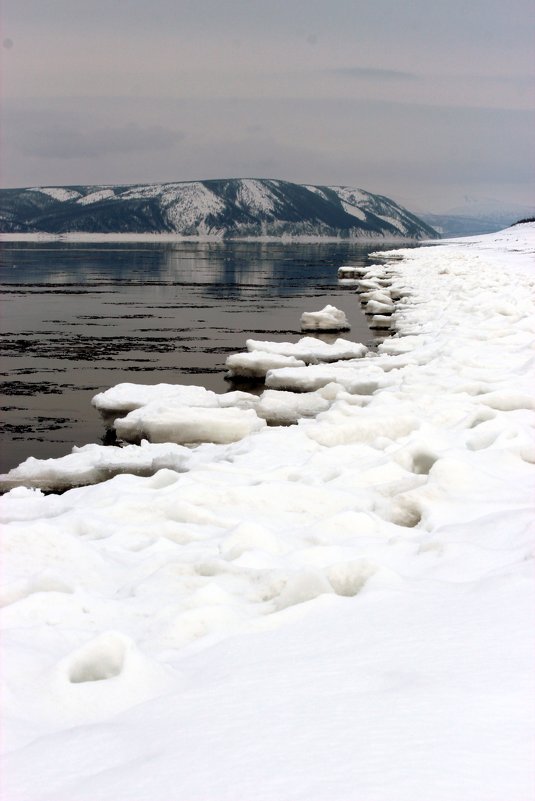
[420, 197, 535, 237]
[0, 179, 438, 239]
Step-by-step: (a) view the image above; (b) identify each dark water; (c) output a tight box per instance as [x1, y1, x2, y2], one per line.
[0, 240, 401, 473]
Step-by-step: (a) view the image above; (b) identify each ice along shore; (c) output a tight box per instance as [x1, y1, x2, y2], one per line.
[1, 224, 534, 801]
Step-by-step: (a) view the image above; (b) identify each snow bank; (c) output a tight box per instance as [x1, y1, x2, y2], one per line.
[2, 224, 535, 801]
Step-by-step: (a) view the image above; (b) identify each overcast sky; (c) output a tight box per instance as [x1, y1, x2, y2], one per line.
[1, 0, 534, 212]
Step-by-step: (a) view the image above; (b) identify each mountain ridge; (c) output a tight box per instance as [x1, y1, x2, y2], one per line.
[0, 178, 438, 240]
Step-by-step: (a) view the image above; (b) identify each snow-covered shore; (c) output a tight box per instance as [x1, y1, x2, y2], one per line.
[1, 225, 534, 801]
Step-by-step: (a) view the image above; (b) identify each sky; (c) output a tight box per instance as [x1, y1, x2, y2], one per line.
[1, 0, 534, 213]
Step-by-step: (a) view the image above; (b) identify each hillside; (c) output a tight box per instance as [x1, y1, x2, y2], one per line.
[0, 178, 438, 239]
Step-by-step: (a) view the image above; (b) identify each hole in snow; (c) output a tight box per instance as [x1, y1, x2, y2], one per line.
[468, 408, 496, 428]
[68, 634, 127, 683]
[274, 571, 332, 611]
[410, 451, 437, 475]
[388, 498, 422, 528]
[327, 560, 376, 596]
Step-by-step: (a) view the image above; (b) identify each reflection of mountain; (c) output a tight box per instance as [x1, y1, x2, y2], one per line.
[193, 241, 399, 299]
[0, 179, 438, 240]
[0, 240, 402, 299]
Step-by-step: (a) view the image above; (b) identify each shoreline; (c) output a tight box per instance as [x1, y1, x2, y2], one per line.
[0, 232, 434, 244]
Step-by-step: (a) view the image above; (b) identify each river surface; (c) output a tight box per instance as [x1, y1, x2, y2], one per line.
[0, 240, 404, 473]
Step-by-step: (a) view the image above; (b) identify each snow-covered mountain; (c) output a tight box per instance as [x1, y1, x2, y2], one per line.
[0, 178, 438, 239]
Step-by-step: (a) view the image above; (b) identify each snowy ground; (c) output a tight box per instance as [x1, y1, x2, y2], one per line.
[1, 225, 534, 801]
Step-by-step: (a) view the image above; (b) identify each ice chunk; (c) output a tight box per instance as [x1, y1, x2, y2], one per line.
[115, 405, 266, 444]
[246, 336, 367, 363]
[307, 403, 420, 447]
[337, 265, 371, 278]
[369, 315, 392, 329]
[378, 334, 430, 355]
[265, 362, 389, 394]
[255, 388, 333, 424]
[92, 382, 221, 415]
[0, 441, 196, 492]
[300, 304, 350, 332]
[225, 351, 306, 379]
[365, 299, 395, 315]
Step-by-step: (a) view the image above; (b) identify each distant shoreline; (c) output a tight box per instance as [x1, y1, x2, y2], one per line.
[0, 232, 431, 244]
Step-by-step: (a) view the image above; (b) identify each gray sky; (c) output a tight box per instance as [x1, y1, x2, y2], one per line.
[1, 0, 534, 212]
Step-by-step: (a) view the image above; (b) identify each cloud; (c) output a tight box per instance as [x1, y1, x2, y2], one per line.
[18, 123, 184, 159]
[330, 67, 418, 81]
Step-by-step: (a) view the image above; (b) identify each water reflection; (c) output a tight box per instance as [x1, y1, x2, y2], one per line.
[0, 240, 404, 472]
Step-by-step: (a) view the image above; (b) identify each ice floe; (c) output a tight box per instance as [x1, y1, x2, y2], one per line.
[225, 336, 368, 378]
[300, 303, 350, 331]
[1, 224, 535, 801]
[245, 335, 367, 363]
[225, 350, 306, 379]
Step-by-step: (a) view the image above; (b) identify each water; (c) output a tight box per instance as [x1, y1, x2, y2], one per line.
[0, 240, 399, 473]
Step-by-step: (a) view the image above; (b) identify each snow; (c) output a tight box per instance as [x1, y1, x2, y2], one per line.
[1, 224, 535, 801]
[77, 189, 116, 205]
[340, 200, 367, 221]
[33, 187, 82, 202]
[236, 178, 276, 215]
[374, 212, 405, 231]
[120, 182, 227, 233]
[300, 304, 351, 331]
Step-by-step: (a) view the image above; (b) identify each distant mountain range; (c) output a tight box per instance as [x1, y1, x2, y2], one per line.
[0, 179, 438, 239]
[420, 197, 535, 237]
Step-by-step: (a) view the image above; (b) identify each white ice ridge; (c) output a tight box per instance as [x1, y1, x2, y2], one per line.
[2, 224, 535, 801]
[300, 303, 350, 331]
